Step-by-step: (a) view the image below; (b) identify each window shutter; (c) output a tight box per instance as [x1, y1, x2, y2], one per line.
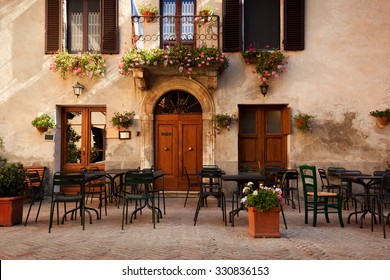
[45, 0, 61, 54]
[223, 0, 241, 52]
[282, 107, 291, 135]
[101, 0, 119, 54]
[284, 0, 304, 50]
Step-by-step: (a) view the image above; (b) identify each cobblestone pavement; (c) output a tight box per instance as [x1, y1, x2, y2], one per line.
[1, 197, 390, 260]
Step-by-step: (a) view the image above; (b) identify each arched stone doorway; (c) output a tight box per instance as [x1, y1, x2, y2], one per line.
[140, 77, 215, 190]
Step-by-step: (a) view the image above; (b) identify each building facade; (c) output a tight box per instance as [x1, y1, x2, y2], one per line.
[0, 0, 389, 194]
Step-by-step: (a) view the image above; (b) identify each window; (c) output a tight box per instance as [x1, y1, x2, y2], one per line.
[45, 0, 119, 54]
[162, 0, 195, 46]
[223, 0, 304, 52]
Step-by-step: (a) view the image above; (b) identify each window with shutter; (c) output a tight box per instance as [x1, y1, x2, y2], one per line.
[223, 0, 304, 52]
[45, 0, 118, 54]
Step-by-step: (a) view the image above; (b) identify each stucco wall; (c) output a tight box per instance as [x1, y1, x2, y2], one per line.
[0, 0, 389, 188]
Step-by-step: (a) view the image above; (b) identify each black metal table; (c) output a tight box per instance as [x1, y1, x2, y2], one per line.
[222, 173, 266, 226]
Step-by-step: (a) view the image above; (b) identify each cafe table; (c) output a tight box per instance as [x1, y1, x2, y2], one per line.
[340, 174, 383, 228]
[222, 172, 266, 226]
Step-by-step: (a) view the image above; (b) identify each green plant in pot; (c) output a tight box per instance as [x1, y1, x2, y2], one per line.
[31, 114, 55, 132]
[0, 162, 28, 226]
[293, 111, 315, 133]
[370, 108, 390, 127]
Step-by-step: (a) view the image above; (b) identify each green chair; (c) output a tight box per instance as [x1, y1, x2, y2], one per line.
[122, 170, 158, 229]
[48, 172, 86, 233]
[299, 165, 344, 227]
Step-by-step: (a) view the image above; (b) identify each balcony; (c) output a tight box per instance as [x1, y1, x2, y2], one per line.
[131, 15, 220, 50]
[127, 15, 225, 90]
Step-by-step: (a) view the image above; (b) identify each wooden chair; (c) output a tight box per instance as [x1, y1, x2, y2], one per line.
[299, 165, 344, 227]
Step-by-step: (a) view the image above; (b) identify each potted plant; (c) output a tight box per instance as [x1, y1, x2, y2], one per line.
[242, 46, 288, 92]
[241, 182, 283, 238]
[210, 113, 238, 135]
[195, 6, 217, 33]
[293, 111, 315, 133]
[111, 111, 136, 130]
[370, 108, 390, 127]
[0, 162, 27, 226]
[49, 50, 106, 80]
[139, 4, 158, 22]
[31, 114, 55, 133]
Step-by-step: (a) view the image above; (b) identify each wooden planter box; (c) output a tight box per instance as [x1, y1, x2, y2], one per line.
[0, 196, 24, 226]
[248, 207, 280, 238]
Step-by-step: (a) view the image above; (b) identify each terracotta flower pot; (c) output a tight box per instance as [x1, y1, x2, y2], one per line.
[247, 207, 280, 238]
[376, 116, 390, 126]
[0, 196, 24, 226]
[36, 127, 48, 133]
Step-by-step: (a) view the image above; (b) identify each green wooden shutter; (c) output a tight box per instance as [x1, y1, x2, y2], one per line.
[223, 0, 242, 52]
[101, 0, 119, 54]
[284, 0, 305, 50]
[45, 0, 61, 54]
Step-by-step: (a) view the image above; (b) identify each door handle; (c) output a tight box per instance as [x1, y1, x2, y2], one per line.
[188, 147, 193, 151]
[164, 147, 169, 151]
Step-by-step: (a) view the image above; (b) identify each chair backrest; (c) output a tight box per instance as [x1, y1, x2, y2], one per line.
[279, 169, 299, 188]
[124, 170, 154, 186]
[201, 167, 222, 187]
[27, 170, 43, 194]
[299, 165, 318, 199]
[379, 172, 390, 196]
[327, 167, 346, 177]
[52, 172, 85, 196]
[318, 168, 330, 187]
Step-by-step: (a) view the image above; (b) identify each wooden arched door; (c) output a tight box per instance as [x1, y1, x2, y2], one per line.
[154, 91, 203, 191]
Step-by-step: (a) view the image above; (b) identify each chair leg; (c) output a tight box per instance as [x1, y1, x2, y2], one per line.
[194, 195, 203, 225]
[24, 196, 35, 226]
[183, 184, 191, 207]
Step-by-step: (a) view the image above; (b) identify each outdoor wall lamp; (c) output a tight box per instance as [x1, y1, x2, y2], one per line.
[72, 82, 85, 98]
[259, 82, 269, 97]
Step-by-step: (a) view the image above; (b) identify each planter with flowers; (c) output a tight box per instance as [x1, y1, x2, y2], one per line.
[210, 113, 238, 135]
[31, 114, 56, 133]
[241, 182, 283, 238]
[370, 108, 390, 128]
[293, 111, 315, 133]
[195, 6, 217, 33]
[139, 4, 158, 22]
[111, 111, 136, 130]
[242, 46, 287, 94]
[49, 50, 106, 80]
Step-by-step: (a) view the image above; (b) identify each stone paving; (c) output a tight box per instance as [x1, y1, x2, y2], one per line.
[1, 196, 390, 260]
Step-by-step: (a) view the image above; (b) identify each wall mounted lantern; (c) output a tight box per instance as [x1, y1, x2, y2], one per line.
[259, 82, 269, 97]
[72, 82, 85, 98]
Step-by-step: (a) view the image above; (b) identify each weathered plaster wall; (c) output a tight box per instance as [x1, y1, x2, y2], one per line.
[0, 0, 389, 185]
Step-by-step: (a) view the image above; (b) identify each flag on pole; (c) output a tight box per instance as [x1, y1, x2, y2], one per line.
[131, 0, 143, 48]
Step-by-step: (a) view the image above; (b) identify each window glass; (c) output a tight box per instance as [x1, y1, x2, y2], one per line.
[267, 110, 281, 133]
[162, 0, 194, 43]
[240, 110, 256, 134]
[244, 0, 280, 49]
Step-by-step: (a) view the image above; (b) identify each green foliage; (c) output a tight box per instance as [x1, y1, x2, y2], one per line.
[241, 182, 282, 212]
[50, 50, 106, 80]
[31, 114, 55, 129]
[139, 4, 158, 15]
[293, 111, 315, 133]
[0, 163, 27, 197]
[111, 111, 136, 129]
[370, 108, 390, 118]
[210, 113, 238, 135]
[242, 46, 288, 83]
[118, 45, 229, 77]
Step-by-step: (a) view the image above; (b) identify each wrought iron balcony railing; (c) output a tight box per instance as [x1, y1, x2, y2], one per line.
[131, 15, 220, 50]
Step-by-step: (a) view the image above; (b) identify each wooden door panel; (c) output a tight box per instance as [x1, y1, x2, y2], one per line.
[265, 138, 283, 163]
[155, 123, 178, 189]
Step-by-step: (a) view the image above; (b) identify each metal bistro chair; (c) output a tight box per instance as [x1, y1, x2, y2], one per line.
[24, 170, 45, 226]
[278, 169, 301, 213]
[48, 172, 86, 233]
[371, 172, 390, 238]
[299, 165, 344, 227]
[122, 170, 158, 229]
[81, 167, 107, 219]
[183, 166, 201, 208]
[194, 167, 227, 226]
